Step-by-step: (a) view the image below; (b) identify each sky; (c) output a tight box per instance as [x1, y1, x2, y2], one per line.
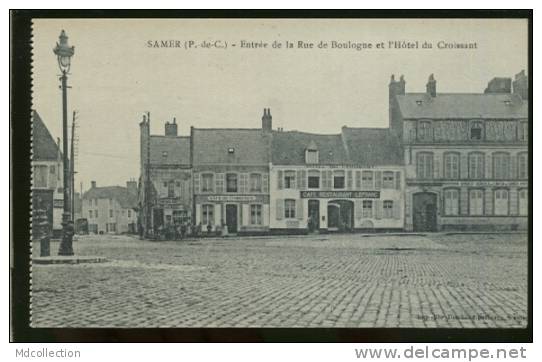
[31, 18, 528, 191]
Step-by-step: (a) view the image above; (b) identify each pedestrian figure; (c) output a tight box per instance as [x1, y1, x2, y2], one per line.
[180, 222, 187, 239]
[221, 219, 228, 237]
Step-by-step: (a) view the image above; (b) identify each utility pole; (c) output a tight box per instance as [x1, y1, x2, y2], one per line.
[145, 111, 151, 238]
[70, 110, 77, 222]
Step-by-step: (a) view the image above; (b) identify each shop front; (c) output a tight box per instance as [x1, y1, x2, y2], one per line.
[195, 194, 270, 235]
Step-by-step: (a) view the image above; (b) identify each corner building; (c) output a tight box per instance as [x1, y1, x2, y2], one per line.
[389, 71, 529, 231]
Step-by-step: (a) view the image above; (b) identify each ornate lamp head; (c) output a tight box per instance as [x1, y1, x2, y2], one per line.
[53, 30, 75, 73]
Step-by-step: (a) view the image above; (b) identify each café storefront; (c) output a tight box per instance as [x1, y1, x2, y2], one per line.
[194, 194, 270, 235]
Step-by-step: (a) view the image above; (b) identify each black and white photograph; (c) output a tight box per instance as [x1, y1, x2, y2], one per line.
[10, 11, 532, 345]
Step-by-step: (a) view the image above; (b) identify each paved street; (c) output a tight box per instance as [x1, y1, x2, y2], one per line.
[30, 233, 528, 328]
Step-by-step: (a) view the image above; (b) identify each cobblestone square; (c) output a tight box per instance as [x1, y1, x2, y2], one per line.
[30, 233, 528, 328]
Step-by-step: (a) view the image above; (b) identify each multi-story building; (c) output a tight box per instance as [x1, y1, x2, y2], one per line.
[389, 71, 529, 231]
[138, 116, 192, 236]
[269, 126, 404, 233]
[191, 110, 271, 235]
[31, 110, 65, 238]
[82, 180, 138, 234]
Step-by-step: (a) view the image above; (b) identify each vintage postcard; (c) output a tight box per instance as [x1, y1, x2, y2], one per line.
[28, 17, 529, 332]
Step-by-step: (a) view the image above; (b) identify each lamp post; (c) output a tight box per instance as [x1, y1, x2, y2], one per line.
[53, 30, 75, 256]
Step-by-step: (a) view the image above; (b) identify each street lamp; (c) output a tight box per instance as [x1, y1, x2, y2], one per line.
[53, 30, 75, 256]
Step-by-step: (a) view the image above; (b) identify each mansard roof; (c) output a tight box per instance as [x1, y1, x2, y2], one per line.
[395, 92, 528, 120]
[149, 135, 190, 166]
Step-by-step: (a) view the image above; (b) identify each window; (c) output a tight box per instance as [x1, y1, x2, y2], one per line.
[417, 152, 434, 179]
[518, 153, 528, 179]
[163, 181, 167, 188]
[109, 209, 114, 218]
[470, 122, 483, 140]
[176, 181, 181, 187]
[494, 189, 509, 215]
[469, 189, 484, 216]
[168, 180, 175, 198]
[95, 209, 99, 218]
[382, 171, 394, 188]
[383, 200, 394, 218]
[493, 153, 510, 179]
[250, 204, 262, 225]
[89, 210, 93, 219]
[308, 170, 320, 189]
[444, 189, 459, 216]
[518, 121, 528, 141]
[519, 189, 528, 216]
[362, 171, 373, 189]
[306, 149, 319, 164]
[250, 173, 262, 192]
[333, 170, 345, 189]
[128, 210, 132, 218]
[469, 153, 485, 179]
[226, 173, 238, 192]
[201, 173, 214, 192]
[49, 165, 56, 174]
[33, 165, 48, 188]
[362, 200, 373, 218]
[418, 120, 432, 141]
[106, 223, 117, 232]
[284, 171, 296, 189]
[444, 153, 460, 179]
[202, 204, 214, 225]
[284, 199, 296, 218]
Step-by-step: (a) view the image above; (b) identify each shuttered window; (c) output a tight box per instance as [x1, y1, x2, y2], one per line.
[469, 189, 484, 215]
[494, 189, 509, 215]
[284, 199, 296, 219]
[444, 153, 460, 179]
[468, 153, 485, 179]
[362, 200, 373, 218]
[518, 153, 528, 179]
[493, 153, 511, 179]
[444, 189, 459, 216]
[382, 171, 394, 189]
[519, 189, 528, 216]
[383, 200, 393, 218]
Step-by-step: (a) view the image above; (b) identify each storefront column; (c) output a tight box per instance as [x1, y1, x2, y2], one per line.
[319, 200, 328, 229]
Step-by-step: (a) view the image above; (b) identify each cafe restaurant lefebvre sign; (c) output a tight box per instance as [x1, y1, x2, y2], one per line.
[300, 191, 381, 199]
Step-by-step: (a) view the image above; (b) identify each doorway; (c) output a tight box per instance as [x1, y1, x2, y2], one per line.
[308, 199, 320, 232]
[327, 200, 354, 232]
[413, 192, 437, 232]
[225, 204, 238, 234]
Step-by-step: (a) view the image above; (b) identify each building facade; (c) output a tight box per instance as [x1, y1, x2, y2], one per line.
[191, 110, 272, 235]
[139, 116, 192, 236]
[269, 127, 405, 233]
[31, 111, 65, 238]
[82, 180, 138, 234]
[390, 71, 529, 231]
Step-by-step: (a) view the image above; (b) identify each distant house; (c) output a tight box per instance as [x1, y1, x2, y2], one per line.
[82, 181, 138, 234]
[31, 110, 64, 238]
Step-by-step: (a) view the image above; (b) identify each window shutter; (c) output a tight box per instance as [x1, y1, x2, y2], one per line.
[296, 170, 303, 190]
[510, 155, 517, 179]
[354, 200, 362, 220]
[486, 154, 492, 179]
[434, 154, 441, 179]
[300, 170, 307, 189]
[262, 173, 269, 193]
[277, 170, 283, 190]
[393, 201, 401, 219]
[239, 173, 248, 193]
[375, 171, 382, 189]
[375, 200, 382, 219]
[322, 171, 328, 190]
[460, 154, 468, 179]
[239, 204, 243, 225]
[347, 170, 353, 189]
[193, 173, 200, 194]
[216, 173, 224, 194]
[327, 170, 333, 189]
[395, 171, 401, 190]
[297, 200, 303, 220]
[355, 171, 361, 189]
[276, 198, 283, 220]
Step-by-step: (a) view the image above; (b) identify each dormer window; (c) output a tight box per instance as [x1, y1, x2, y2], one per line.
[305, 140, 319, 164]
[418, 120, 432, 141]
[162, 151, 168, 158]
[470, 121, 483, 140]
[305, 149, 319, 164]
[416, 100, 423, 106]
[228, 147, 235, 154]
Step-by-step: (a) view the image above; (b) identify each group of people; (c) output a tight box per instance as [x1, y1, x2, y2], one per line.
[151, 220, 231, 240]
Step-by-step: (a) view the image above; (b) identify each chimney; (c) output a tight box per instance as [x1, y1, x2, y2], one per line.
[262, 108, 272, 132]
[485, 77, 511, 94]
[513, 70, 528, 100]
[126, 180, 137, 195]
[388, 74, 406, 135]
[91, 181, 96, 189]
[426, 74, 437, 97]
[165, 117, 178, 136]
[389, 74, 406, 100]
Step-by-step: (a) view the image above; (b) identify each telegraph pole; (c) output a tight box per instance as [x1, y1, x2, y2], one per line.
[70, 110, 77, 221]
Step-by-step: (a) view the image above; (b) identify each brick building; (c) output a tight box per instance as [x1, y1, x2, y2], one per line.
[390, 71, 529, 231]
[138, 116, 192, 236]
